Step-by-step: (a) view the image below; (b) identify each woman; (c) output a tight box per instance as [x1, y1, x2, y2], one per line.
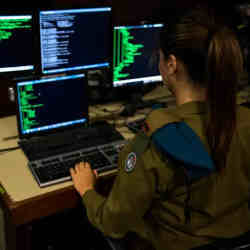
[70, 5, 250, 250]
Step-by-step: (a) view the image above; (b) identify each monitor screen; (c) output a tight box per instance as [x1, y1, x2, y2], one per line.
[16, 74, 88, 136]
[0, 14, 34, 73]
[113, 23, 163, 87]
[39, 7, 112, 74]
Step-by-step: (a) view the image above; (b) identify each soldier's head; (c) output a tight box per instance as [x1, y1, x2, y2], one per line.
[159, 4, 243, 96]
[159, 4, 244, 170]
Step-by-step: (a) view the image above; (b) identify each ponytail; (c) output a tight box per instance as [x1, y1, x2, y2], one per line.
[206, 28, 243, 171]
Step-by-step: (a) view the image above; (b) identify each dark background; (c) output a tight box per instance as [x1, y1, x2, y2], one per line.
[0, 0, 248, 117]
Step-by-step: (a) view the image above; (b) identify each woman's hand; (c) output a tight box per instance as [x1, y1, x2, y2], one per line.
[70, 162, 98, 196]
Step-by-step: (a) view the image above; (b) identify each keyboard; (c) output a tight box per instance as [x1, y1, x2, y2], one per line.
[126, 118, 145, 134]
[19, 121, 124, 161]
[20, 121, 127, 187]
[29, 140, 126, 187]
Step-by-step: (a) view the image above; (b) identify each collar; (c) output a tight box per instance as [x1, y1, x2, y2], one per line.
[175, 101, 207, 116]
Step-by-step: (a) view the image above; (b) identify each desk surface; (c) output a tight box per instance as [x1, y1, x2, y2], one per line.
[0, 116, 77, 201]
[0, 107, 139, 225]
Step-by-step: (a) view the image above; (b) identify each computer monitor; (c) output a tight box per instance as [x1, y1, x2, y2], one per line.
[113, 23, 163, 88]
[0, 14, 34, 74]
[39, 7, 112, 74]
[15, 73, 88, 137]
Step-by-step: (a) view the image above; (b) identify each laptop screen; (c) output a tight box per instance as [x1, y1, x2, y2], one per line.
[16, 73, 88, 137]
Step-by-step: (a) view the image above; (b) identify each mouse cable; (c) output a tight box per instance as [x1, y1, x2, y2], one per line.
[2, 135, 19, 141]
[0, 146, 20, 153]
[94, 106, 125, 127]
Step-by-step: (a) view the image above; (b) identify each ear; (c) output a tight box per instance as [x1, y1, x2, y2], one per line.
[159, 53, 177, 78]
[166, 54, 177, 75]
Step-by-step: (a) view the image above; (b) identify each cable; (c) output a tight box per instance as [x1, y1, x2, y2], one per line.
[0, 146, 20, 153]
[2, 135, 19, 141]
[93, 105, 125, 127]
[96, 105, 124, 115]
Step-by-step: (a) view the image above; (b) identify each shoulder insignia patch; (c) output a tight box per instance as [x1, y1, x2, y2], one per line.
[125, 152, 137, 173]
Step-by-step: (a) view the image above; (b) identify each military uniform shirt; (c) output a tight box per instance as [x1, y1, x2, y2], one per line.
[82, 101, 250, 250]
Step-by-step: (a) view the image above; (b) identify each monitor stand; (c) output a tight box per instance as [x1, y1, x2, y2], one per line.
[120, 92, 144, 117]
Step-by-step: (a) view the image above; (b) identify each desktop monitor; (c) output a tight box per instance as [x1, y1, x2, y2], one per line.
[39, 7, 112, 74]
[0, 14, 34, 74]
[113, 23, 163, 88]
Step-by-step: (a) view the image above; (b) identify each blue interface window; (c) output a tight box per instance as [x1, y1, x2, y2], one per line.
[39, 7, 112, 74]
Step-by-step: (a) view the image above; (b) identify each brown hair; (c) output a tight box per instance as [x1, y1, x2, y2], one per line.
[160, 5, 244, 171]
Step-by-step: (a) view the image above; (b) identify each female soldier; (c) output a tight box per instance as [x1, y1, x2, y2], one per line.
[70, 4, 250, 250]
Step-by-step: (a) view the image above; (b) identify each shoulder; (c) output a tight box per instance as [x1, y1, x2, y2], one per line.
[237, 105, 250, 128]
[145, 108, 181, 136]
[146, 107, 180, 122]
[234, 106, 250, 154]
[119, 132, 174, 176]
[119, 107, 181, 170]
[118, 132, 150, 172]
[237, 105, 250, 117]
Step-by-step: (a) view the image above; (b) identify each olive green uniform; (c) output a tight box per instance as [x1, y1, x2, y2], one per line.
[82, 101, 250, 250]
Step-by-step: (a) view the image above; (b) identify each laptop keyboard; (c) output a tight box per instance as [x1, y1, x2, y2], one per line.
[29, 141, 126, 187]
[20, 121, 124, 161]
[19, 121, 128, 187]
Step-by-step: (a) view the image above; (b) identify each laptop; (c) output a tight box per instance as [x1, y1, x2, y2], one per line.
[15, 73, 126, 187]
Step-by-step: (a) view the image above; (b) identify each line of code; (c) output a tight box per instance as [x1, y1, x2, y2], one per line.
[40, 13, 76, 68]
[19, 85, 44, 131]
[0, 18, 31, 41]
[113, 28, 144, 82]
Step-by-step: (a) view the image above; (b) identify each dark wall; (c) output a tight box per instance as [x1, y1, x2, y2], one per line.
[0, 77, 16, 117]
[51, 0, 162, 25]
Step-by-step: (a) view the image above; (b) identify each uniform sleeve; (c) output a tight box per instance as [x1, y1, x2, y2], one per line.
[82, 138, 156, 238]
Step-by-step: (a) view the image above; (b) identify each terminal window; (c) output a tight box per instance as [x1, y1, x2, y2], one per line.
[17, 74, 88, 135]
[113, 24, 163, 87]
[39, 8, 112, 74]
[0, 15, 34, 73]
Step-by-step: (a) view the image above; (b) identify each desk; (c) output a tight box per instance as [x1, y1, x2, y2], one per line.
[0, 103, 141, 250]
[0, 84, 248, 250]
